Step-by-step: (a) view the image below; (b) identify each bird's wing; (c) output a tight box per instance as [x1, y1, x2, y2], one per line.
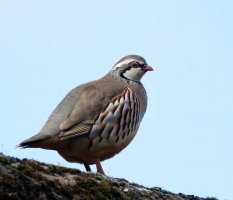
[57, 83, 129, 140]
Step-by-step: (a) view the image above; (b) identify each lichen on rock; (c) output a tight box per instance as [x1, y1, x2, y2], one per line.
[0, 153, 218, 200]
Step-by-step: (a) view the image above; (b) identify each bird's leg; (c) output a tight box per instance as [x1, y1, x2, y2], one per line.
[84, 163, 91, 172]
[95, 159, 105, 175]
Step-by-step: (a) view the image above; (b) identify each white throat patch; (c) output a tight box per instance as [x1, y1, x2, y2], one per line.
[123, 68, 145, 81]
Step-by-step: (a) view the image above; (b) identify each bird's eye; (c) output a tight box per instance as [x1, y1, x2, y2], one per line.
[130, 62, 140, 68]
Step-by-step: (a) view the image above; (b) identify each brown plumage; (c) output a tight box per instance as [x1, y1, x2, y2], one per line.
[19, 55, 153, 175]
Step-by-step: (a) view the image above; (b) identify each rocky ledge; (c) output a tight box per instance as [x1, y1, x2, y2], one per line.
[0, 153, 217, 200]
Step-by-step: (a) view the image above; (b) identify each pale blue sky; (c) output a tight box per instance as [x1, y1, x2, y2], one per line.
[1, 1, 233, 199]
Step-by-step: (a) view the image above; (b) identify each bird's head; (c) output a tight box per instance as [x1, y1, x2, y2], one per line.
[111, 55, 153, 82]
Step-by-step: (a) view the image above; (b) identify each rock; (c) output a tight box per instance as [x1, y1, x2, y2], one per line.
[0, 153, 218, 200]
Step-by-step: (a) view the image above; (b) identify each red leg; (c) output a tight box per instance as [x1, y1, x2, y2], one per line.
[95, 159, 105, 175]
[84, 163, 91, 172]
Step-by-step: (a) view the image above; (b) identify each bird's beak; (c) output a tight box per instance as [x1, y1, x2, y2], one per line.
[143, 65, 154, 72]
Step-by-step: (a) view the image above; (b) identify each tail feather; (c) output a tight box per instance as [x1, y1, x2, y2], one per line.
[19, 138, 47, 148]
[19, 136, 48, 148]
[19, 133, 57, 150]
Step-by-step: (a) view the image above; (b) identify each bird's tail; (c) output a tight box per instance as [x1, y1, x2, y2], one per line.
[19, 138, 46, 149]
[18, 133, 57, 150]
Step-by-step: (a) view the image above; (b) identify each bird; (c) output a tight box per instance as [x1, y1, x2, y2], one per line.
[19, 54, 153, 175]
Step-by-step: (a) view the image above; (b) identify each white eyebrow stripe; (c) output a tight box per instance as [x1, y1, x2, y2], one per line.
[139, 61, 144, 65]
[112, 59, 136, 70]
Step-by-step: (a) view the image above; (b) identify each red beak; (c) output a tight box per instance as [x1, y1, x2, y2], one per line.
[143, 65, 154, 72]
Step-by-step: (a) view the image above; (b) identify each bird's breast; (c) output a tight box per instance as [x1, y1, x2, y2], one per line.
[87, 87, 142, 156]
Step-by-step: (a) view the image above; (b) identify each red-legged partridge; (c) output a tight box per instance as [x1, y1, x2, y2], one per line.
[19, 55, 153, 175]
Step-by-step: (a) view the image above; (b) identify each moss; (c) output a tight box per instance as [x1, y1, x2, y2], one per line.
[21, 159, 44, 172]
[97, 180, 123, 199]
[111, 186, 122, 197]
[79, 194, 92, 200]
[0, 155, 9, 165]
[47, 164, 81, 175]
[99, 180, 111, 195]
[93, 175, 103, 181]
[0, 153, 219, 200]
[91, 190, 106, 200]
[47, 165, 66, 175]
[16, 161, 43, 181]
[82, 177, 97, 187]
[78, 177, 123, 200]
[76, 177, 99, 199]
